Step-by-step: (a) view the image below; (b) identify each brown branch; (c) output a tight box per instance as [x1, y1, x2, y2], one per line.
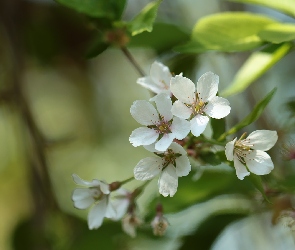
[121, 47, 146, 77]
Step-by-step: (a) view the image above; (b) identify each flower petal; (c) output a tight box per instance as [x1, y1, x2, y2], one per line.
[105, 199, 117, 219]
[111, 198, 129, 220]
[134, 157, 163, 180]
[170, 117, 190, 140]
[72, 188, 96, 209]
[170, 74, 196, 104]
[99, 181, 110, 195]
[155, 133, 174, 151]
[88, 197, 107, 229]
[137, 76, 164, 94]
[246, 130, 278, 151]
[168, 142, 187, 155]
[171, 100, 192, 119]
[130, 100, 160, 125]
[196, 72, 219, 102]
[150, 93, 173, 121]
[245, 150, 274, 175]
[129, 127, 158, 147]
[158, 165, 178, 197]
[204, 96, 231, 119]
[190, 115, 209, 137]
[72, 174, 99, 187]
[225, 138, 237, 161]
[150, 61, 172, 90]
[234, 154, 250, 180]
[175, 155, 191, 177]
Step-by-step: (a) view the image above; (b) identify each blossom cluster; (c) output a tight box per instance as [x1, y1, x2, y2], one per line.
[71, 61, 278, 236]
[131, 62, 231, 197]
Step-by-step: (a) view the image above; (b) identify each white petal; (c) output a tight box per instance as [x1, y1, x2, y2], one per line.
[171, 100, 192, 119]
[170, 74, 196, 104]
[137, 76, 164, 94]
[204, 96, 231, 119]
[190, 115, 209, 137]
[72, 174, 99, 187]
[196, 72, 219, 102]
[150, 61, 172, 90]
[72, 188, 95, 209]
[233, 154, 250, 180]
[130, 100, 160, 125]
[150, 93, 173, 121]
[105, 199, 117, 219]
[129, 127, 158, 147]
[245, 150, 274, 175]
[170, 117, 190, 140]
[155, 133, 174, 151]
[134, 157, 163, 180]
[88, 197, 107, 229]
[143, 143, 158, 153]
[175, 155, 191, 177]
[112, 198, 129, 220]
[158, 165, 178, 197]
[168, 142, 187, 155]
[246, 130, 278, 151]
[99, 181, 110, 195]
[225, 138, 237, 161]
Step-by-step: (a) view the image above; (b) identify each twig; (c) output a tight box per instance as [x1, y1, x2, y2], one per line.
[121, 47, 146, 77]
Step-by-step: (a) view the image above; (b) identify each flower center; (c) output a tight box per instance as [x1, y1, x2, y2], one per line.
[160, 149, 182, 168]
[149, 115, 172, 134]
[186, 95, 206, 119]
[89, 187, 104, 200]
[234, 139, 254, 163]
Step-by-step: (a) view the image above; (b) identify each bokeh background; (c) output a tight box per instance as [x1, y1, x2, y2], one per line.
[0, 0, 295, 249]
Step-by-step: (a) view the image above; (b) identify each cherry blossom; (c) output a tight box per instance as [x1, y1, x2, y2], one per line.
[137, 61, 172, 95]
[129, 93, 190, 151]
[170, 72, 231, 137]
[225, 130, 278, 180]
[71, 174, 116, 229]
[134, 142, 191, 197]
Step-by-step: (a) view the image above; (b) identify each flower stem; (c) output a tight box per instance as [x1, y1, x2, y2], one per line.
[120, 176, 135, 185]
[121, 47, 146, 77]
[197, 137, 226, 146]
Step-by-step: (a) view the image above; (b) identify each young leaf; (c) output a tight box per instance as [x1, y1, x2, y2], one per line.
[128, 22, 190, 53]
[218, 88, 277, 141]
[258, 23, 295, 44]
[221, 43, 292, 97]
[190, 12, 277, 52]
[86, 33, 109, 59]
[229, 0, 295, 18]
[128, 0, 162, 36]
[173, 40, 210, 54]
[55, 0, 127, 20]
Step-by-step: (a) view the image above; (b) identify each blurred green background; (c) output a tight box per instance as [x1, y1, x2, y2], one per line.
[0, 0, 295, 249]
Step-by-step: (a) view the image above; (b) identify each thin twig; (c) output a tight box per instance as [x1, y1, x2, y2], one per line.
[121, 47, 146, 77]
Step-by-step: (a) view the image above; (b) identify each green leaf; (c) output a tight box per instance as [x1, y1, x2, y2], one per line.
[229, 0, 295, 18]
[85, 33, 109, 58]
[221, 43, 292, 97]
[128, 0, 162, 36]
[189, 12, 277, 52]
[129, 22, 190, 53]
[218, 88, 277, 141]
[173, 40, 210, 54]
[259, 23, 295, 43]
[247, 174, 270, 203]
[199, 151, 223, 166]
[55, 0, 127, 19]
[211, 118, 226, 141]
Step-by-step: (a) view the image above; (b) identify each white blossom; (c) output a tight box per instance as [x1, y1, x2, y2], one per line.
[225, 130, 278, 180]
[137, 61, 172, 95]
[134, 142, 191, 197]
[111, 188, 131, 220]
[71, 174, 116, 229]
[170, 72, 231, 137]
[129, 93, 190, 151]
